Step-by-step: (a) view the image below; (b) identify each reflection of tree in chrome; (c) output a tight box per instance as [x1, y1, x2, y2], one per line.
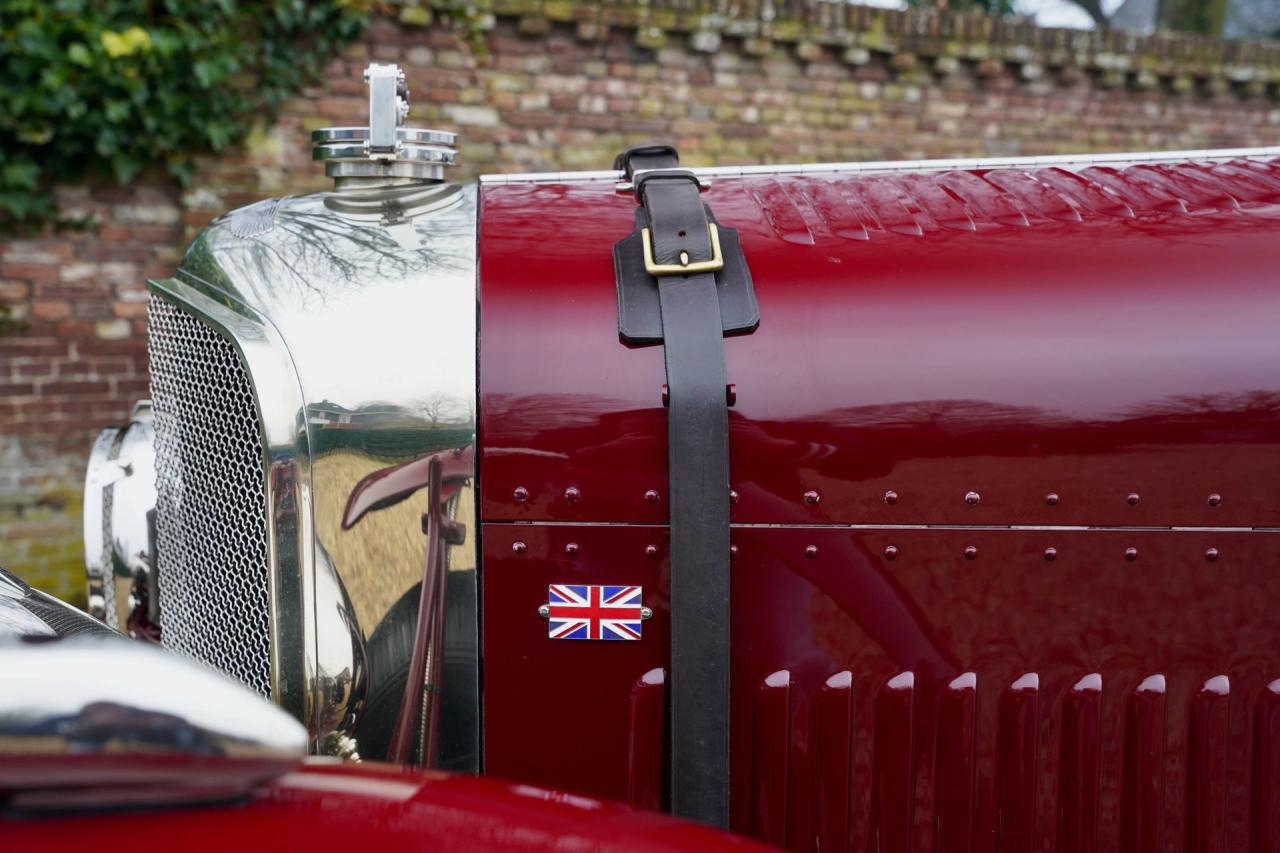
[414, 391, 472, 426]
[180, 192, 474, 312]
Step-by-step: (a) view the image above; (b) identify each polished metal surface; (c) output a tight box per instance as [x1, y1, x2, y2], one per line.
[478, 144, 1280, 185]
[0, 635, 306, 811]
[83, 401, 157, 632]
[312, 63, 458, 184]
[0, 566, 113, 639]
[149, 297, 273, 697]
[146, 182, 478, 768]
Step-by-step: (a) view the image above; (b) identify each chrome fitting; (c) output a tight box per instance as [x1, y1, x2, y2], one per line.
[312, 62, 457, 184]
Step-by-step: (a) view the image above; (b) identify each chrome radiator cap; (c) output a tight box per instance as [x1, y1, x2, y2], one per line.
[312, 63, 457, 184]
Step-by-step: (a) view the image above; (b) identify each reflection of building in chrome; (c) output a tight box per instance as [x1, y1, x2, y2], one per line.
[308, 398, 473, 432]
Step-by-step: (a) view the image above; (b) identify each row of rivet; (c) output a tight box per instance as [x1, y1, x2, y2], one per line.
[512, 486, 1226, 508]
[509, 541, 1225, 562]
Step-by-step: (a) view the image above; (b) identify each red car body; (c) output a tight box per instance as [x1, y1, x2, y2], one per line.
[2, 759, 769, 852]
[477, 160, 1280, 850]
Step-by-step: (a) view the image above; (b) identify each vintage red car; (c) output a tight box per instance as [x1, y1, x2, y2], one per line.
[7, 61, 1280, 850]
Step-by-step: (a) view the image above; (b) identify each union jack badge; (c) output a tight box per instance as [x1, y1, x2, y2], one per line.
[537, 584, 653, 641]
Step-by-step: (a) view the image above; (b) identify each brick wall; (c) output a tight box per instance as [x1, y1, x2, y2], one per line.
[5, 0, 1280, 604]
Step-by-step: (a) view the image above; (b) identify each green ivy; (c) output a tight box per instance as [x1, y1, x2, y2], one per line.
[0, 0, 372, 233]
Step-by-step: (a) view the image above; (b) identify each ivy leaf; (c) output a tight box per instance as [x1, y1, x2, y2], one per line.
[3, 160, 40, 190]
[67, 42, 93, 67]
[0, 0, 371, 239]
[100, 26, 152, 59]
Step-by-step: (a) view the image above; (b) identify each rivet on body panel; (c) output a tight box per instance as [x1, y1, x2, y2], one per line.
[513, 486, 529, 503]
[512, 541, 528, 555]
[564, 486, 581, 503]
[564, 543, 579, 557]
[1125, 547, 1138, 561]
[644, 489, 660, 504]
[645, 544, 659, 559]
[726, 384, 737, 407]
[729, 545, 738, 560]
[803, 490, 821, 505]
[1044, 547, 1057, 561]
[1127, 493, 1140, 506]
[1045, 492, 1060, 506]
[1207, 493, 1222, 507]
[964, 491, 980, 506]
[963, 545, 978, 560]
[884, 490, 898, 505]
[884, 545, 899, 560]
[1205, 547, 1220, 562]
[804, 545, 819, 559]
[729, 489, 740, 504]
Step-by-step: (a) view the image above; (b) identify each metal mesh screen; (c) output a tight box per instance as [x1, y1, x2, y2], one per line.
[148, 295, 272, 698]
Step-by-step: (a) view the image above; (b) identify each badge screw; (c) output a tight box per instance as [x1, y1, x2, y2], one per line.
[1205, 547, 1220, 562]
[1207, 493, 1222, 507]
[964, 491, 980, 506]
[538, 604, 550, 618]
[513, 486, 529, 503]
[640, 607, 654, 621]
[512, 541, 527, 555]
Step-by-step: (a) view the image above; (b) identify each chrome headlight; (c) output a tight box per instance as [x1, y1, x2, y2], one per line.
[83, 401, 157, 636]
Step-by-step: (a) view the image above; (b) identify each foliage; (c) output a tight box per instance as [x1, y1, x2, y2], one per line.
[1159, 0, 1230, 34]
[0, 0, 372, 234]
[905, 0, 1018, 16]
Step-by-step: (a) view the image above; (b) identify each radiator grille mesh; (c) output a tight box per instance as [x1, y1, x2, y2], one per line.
[149, 295, 272, 697]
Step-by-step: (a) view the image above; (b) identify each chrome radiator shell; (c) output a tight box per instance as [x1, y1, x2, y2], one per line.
[145, 186, 478, 765]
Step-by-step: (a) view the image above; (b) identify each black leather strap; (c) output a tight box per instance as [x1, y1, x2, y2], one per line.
[613, 144, 737, 828]
[614, 143, 680, 177]
[658, 268, 731, 827]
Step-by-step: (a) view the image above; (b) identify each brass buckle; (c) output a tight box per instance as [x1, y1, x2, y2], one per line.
[642, 223, 724, 276]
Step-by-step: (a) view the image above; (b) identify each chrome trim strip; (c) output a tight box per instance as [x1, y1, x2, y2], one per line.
[479, 145, 1280, 185]
[147, 276, 315, 739]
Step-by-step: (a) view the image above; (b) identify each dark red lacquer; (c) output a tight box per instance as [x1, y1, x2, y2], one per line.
[478, 157, 1280, 849]
[0, 760, 768, 851]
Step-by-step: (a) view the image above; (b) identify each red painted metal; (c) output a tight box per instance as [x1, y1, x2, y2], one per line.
[1058, 673, 1102, 852]
[479, 162, 1280, 530]
[477, 158, 1280, 849]
[626, 667, 666, 811]
[751, 670, 791, 846]
[935, 673, 977, 853]
[1121, 675, 1167, 853]
[813, 671, 854, 852]
[0, 759, 768, 851]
